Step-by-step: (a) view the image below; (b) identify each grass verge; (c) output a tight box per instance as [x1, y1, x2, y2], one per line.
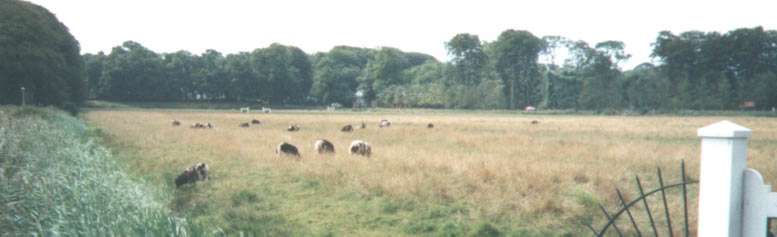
[0, 106, 201, 236]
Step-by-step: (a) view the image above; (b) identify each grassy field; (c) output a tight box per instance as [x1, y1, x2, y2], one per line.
[83, 108, 777, 236]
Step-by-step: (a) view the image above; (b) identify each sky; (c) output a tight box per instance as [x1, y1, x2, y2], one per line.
[27, 0, 777, 70]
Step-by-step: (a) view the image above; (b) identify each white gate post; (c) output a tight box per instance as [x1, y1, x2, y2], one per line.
[697, 120, 752, 237]
[742, 169, 770, 237]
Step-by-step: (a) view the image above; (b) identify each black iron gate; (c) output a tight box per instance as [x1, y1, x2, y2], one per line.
[585, 160, 697, 237]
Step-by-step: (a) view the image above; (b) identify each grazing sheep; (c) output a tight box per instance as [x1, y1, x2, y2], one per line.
[341, 124, 353, 132]
[287, 124, 300, 132]
[314, 139, 335, 154]
[175, 169, 197, 187]
[531, 120, 539, 125]
[172, 120, 181, 126]
[251, 119, 262, 125]
[195, 163, 209, 180]
[276, 142, 300, 157]
[191, 122, 214, 129]
[175, 168, 198, 187]
[427, 123, 434, 128]
[349, 140, 372, 157]
[239, 122, 250, 128]
[175, 163, 209, 188]
[360, 122, 366, 129]
[379, 119, 391, 128]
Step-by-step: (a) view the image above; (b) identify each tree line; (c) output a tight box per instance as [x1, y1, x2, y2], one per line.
[82, 27, 777, 112]
[3, 0, 776, 112]
[85, 42, 312, 105]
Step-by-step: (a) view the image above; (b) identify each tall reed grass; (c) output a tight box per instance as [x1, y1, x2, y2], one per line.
[0, 106, 202, 236]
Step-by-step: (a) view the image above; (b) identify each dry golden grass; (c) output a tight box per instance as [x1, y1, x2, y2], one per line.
[84, 109, 777, 235]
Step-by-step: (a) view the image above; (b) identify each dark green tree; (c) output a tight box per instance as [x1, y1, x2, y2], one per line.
[250, 44, 313, 105]
[446, 33, 488, 85]
[492, 30, 546, 109]
[365, 47, 409, 99]
[570, 41, 623, 111]
[101, 41, 165, 101]
[0, 0, 86, 110]
[162, 50, 197, 101]
[224, 52, 256, 102]
[83, 52, 107, 99]
[622, 63, 668, 111]
[311, 46, 372, 106]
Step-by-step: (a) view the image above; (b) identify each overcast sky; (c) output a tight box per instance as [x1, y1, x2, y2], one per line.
[27, 0, 777, 70]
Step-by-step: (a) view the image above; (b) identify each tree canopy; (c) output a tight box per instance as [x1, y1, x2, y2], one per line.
[0, 0, 85, 111]
[79, 26, 777, 112]
[6, 2, 773, 113]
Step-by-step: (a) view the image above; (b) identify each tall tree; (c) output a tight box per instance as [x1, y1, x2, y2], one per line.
[311, 46, 372, 106]
[0, 0, 85, 110]
[651, 27, 777, 110]
[250, 44, 313, 105]
[493, 30, 546, 109]
[570, 41, 623, 111]
[162, 50, 196, 101]
[194, 49, 226, 100]
[622, 63, 668, 111]
[101, 41, 165, 101]
[224, 52, 256, 102]
[363, 47, 409, 103]
[446, 33, 488, 85]
[83, 52, 107, 99]
[594, 41, 631, 69]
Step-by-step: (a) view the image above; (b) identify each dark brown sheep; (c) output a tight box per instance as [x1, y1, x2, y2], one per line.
[341, 124, 353, 132]
[191, 122, 214, 129]
[172, 120, 181, 126]
[427, 123, 434, 128]
[349, 140, 372, 157]
[239, 122, 250, 128]
[276, 142, 300, 157]
[251, 119, 262, 125]
[531, 120, 539, 125]
[314, 139, 335, 154]
[175, 163, 209, 188]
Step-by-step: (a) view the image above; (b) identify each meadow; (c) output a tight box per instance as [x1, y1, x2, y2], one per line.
[84, 109, 777, 236]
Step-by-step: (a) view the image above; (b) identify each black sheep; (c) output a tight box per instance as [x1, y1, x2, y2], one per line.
[175, 163, 209, 188]
[276, 142, 300, 157]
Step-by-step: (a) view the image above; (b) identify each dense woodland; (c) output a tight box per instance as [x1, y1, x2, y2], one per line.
[3, 1, 777, 112]
[83, 27, 777, 112]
